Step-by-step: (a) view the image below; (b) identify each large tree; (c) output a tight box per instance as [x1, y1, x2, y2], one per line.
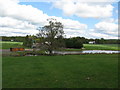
[37, 18, 65, 54]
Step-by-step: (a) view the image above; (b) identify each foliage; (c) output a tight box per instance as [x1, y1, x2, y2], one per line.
[74, 40, 83, 48]
[36, 18, 65, 54]
[1, 36, 120, 44]
[83, 44, 119, 50]
[65, 37, 83, 49]
[2, 36, 25, 42]
[23, 35, 33, 48]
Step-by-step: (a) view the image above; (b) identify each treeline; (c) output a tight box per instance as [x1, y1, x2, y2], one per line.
[94, 38, 120, 44]
[2, 36, 25, 42]
[1, 36, 120, 44]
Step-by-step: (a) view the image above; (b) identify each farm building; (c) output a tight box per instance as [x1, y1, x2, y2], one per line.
[89, 41, 95, 44]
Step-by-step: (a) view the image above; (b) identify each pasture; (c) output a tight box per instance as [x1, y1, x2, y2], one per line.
[83, 44, 119, 51]
[64, 44, 119, 51]
[1, 41, 23, 49]
[3, 54, 118, 88]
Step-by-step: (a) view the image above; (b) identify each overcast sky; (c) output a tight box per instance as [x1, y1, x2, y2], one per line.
[0, 0, 119, 39]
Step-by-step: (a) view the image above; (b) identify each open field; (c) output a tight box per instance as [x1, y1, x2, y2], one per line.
[64, 44, 119, 51]
[1, 41, 24, 49]
[3, 54, 118, 88]
[83, 44, 119, 51]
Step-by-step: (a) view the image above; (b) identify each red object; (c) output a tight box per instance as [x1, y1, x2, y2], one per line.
[10, 48, 25, 51]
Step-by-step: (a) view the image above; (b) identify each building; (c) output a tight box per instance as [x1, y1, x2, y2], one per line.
[89, 41, 95, 44]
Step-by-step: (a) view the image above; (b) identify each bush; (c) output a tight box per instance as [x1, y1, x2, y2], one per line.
[23, 35, 33, 48]
[74, 40, 83, 49]
[65, 39, 83, 49]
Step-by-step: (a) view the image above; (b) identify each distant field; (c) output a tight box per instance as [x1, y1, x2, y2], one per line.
[64, 44, 119, 51]
[83, 44, 119, 51]
[0, 41, 24, 49]
[1, 41, 119, 51]
[3, 54, 118, 88]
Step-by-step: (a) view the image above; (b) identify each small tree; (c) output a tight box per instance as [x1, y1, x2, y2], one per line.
[37, 18, 65, 55]
[74, 40, 83, 49]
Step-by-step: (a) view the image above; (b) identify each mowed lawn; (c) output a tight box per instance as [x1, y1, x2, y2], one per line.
[3, 54, 118, 88]
[83, 44, 119, 51]
[1, 41, 23, 49]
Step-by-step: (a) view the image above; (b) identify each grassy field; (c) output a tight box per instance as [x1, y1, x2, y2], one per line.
[64, 44, 119, 51]
[83, 44, 119, 51]
[3, 54, 118, 88]
[1, 41, 24, 49]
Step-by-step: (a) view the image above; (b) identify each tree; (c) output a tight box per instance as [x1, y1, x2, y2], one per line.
[74, 40, 83, 49]
[36, 18, 64, 54]
[23, 35, 33, 48]
[100, 38, 105, 44]
[95, 39, 100, 44]
[65, 37, 83, 49]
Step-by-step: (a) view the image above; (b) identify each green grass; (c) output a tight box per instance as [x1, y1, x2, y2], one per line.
[63, 44, 119, 51]
[3, 54, 118, 88]
[83, 44, 119, 51]
[0, 41, 24, 49]
[63, 48, 82, 51]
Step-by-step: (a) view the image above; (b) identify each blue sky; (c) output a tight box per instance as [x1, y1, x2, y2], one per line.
[0, 0, 119, 39]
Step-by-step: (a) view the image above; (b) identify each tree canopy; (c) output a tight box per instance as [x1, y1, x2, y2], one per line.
[36, 18, 65, 54]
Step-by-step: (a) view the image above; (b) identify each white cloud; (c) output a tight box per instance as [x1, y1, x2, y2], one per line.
[52, 0, 116, 18]
[0, 17, 36, 29]
[0, 0, 118, 39]
[0, 0, 87, 37]
[95, 21, 118, 34]
[0, 27, 38, 36]
[100, 18, 116, 23]
[86, 19, 118, 39]
[88, 32, 118, 39]
[50, 16, 87, 30]
[0, 0, 49, 26]
[20, 0, 118, 3]
[63, 28, 87, 38]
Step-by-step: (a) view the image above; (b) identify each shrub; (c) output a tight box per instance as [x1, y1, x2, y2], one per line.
[65, 39, 83, 49]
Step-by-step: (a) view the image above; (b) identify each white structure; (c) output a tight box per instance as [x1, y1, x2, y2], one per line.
[89, 41, 95, 44]
[11, 39, 14, 41]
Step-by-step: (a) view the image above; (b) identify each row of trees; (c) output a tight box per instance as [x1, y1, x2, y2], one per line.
[2, 36, 25, 42]
[64, 38, 83, 48]
[2, 36, 119, 44]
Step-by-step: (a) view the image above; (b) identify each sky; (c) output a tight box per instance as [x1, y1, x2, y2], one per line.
[0, 0, 119, 39]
